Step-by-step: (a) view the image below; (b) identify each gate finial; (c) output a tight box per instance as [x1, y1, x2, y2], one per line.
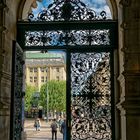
[61, 0, 73, 21]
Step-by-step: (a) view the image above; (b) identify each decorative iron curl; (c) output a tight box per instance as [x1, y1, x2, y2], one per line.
[28, 0, 107, 21]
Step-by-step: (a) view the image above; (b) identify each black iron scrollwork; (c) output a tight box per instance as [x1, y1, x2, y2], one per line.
[71, 53, 111, 140]
[28, 0, 107, 21]
[25, 30, 110, 46]
[13, 45, 24, 140]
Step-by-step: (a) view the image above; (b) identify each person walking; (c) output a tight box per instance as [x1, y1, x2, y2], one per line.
[57, 116, 63, 131]
[34, 118, 41, 131]
[51, 119, 58, 140]
[61, 119, 66, 140]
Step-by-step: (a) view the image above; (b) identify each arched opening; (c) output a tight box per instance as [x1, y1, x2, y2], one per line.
[20, 0, 118, 21]
[10, 0, 118, 140]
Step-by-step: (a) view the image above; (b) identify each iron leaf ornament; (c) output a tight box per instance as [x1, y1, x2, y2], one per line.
[28, 0, 107, 21]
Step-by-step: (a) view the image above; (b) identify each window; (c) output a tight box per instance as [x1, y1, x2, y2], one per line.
[34, 77, 37, 82]
[40, 67, 45, 72]
[30, 77, 33, 82]
[56, 67, 59, 72]
[30, 68, 33, 72]
[41, 76, 44, 82]
[34, 68, 37, 72]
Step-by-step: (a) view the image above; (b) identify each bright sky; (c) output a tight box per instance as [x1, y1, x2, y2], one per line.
[32, 0, 112, 19]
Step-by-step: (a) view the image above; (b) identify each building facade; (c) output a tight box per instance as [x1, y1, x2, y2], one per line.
[25, 52, 66, 91]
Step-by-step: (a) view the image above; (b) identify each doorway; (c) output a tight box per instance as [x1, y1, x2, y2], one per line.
[11, 0, 118, 140]
[24, 50, 66, 140]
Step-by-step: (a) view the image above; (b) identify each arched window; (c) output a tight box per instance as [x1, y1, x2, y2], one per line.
[28, 0, 112, 21]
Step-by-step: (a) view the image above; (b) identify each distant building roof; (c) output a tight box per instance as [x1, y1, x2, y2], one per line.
[25, 52, 65, 66]
[25, 52, 63, 59]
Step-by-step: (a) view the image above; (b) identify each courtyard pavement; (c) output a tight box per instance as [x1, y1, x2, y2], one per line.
[24, 118, 63, 140]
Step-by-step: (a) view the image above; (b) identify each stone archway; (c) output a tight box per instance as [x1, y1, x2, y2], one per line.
[20, 0, 118, 21]
[1, 0, 140, 140]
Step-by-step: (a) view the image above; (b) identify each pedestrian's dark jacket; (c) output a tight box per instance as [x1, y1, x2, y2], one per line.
[51, 121, 58, 131]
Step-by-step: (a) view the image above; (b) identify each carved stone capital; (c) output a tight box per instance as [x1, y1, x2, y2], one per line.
[120, 47, 128, 53]
[120, 21, 129, 30]
[0, 26, 6, 32]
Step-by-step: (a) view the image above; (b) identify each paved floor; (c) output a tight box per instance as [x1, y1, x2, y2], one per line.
[24, 119, 63, 140]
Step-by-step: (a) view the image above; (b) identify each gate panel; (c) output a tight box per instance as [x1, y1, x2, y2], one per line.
[10, 41, 24, 140]
[71, 52, 112, 140]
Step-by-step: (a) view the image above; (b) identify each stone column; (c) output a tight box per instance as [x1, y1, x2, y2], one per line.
[117, 0, 140, 140]
[0, 2, 11, 140]
[0, 1, 6, 84]
[0, 1, 23, 140]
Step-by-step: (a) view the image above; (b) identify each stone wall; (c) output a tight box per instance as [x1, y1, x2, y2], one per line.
[0, 0, 21, 140]
[117, 0, 140, 140]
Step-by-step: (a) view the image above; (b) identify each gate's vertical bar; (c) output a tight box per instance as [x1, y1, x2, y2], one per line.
[10, 40, 24, 140]
[66, 50, 71, 140]
[10, 40, 16, 140]
[110, 49, 115, 140]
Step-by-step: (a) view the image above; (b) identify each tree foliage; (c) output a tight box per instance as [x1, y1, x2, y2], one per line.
[39, 80, 66, 113]
[38, 84, 48, 111]
[25, 84, 38, 111]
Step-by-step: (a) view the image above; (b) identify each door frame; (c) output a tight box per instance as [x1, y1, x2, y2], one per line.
[11, 19, 118, 140]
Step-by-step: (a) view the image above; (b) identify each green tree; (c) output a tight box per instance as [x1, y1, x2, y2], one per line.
[39, 80, 66, 115]
[39, 84, 48, 112]
[25, 84, 38, 111]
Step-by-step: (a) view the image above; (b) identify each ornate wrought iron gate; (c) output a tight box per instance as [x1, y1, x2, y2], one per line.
[10, 41, 25, 140]
[14, 0, 117, 140]
[70, 51, 113, 139]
